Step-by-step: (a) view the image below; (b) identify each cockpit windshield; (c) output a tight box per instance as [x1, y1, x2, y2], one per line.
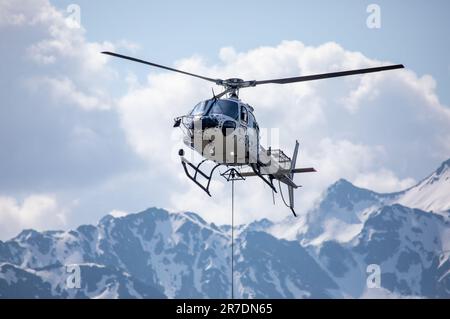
[208, 100, 239, 119]
[190, 101, 210, 116]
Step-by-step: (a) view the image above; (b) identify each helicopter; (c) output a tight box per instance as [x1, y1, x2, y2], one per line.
[102, 51, 404, 216]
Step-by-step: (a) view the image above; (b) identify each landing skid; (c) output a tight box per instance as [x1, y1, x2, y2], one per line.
[179, 151, 221, 196]
[179, 151, 279, 199]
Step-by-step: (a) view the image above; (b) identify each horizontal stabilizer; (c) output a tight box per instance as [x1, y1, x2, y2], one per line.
[292, 167, 316, 174]
[241, 167, 316, 177]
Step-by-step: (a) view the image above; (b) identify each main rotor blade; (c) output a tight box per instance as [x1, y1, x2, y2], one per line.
[254, 64, 405, 85]
[102, 51, 220, 84]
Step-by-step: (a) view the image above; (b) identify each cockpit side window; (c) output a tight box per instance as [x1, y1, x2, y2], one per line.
[248, 112, 256, 128]
[241, 105, 248, 124]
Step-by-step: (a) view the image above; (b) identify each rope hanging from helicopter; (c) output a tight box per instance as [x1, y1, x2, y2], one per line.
[231, 175, 235, 300]
[219, 167, 245, 299]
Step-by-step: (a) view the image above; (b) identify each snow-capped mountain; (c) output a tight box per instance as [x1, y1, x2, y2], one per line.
[0, 262, 164, 298]
[0, 159, 449, 298]
[0, 208, 340, 298]
[316, 204, 450, 298]
[397, 159, 450, 213]
[267, 159, 450, 298]
[269, 159, 450, 246]
[268, 179, 394, 244]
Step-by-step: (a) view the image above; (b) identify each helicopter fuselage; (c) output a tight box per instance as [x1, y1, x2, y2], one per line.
[178, 97, 259, 166]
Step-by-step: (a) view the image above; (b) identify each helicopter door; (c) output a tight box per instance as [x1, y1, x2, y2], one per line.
[233, 104, 247, 163]
[247, 111, 258, 163]
[240, 105, 248, 126]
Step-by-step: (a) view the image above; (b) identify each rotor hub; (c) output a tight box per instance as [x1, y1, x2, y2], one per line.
[223, 78, 244, 88]
[217, 78, 256, 90]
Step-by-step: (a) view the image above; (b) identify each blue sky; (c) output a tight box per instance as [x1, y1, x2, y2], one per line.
[0, 0, 449, 239]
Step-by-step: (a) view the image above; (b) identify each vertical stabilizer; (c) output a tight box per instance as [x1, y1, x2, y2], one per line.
[288, 140, 299, 216]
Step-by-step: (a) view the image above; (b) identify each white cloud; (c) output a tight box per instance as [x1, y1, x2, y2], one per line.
[0, 0, 144, 230]
[1, 0, 135, 111]
[353, 169, 416, 193]
[0, 194, 67, 240]
[0, 0, 140, 185]
[27, 76, 112, 110]
[108, 209, 129, 218]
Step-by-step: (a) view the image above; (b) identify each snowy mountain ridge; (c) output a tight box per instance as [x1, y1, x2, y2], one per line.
[397, 159, 450, 213]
